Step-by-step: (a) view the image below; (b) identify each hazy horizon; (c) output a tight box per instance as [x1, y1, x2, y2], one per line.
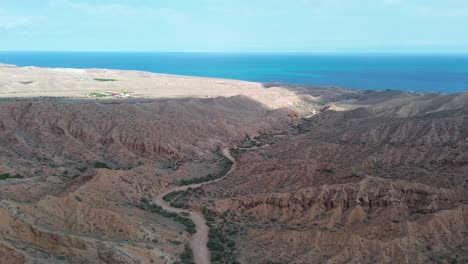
[2, 51, 468, 55]
[1, 0, 468, 53]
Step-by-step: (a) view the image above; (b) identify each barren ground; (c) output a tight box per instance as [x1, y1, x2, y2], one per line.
[0, 64, 467, 264]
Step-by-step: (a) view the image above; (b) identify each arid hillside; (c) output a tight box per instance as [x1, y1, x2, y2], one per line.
[0, 95, 295, 264]
[184, 92, 468, 264]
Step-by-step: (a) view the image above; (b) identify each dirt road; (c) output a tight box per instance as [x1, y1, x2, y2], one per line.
[153, 148, 237, 264]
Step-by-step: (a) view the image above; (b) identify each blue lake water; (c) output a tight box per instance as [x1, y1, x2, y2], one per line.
[1, 52, 468, 93]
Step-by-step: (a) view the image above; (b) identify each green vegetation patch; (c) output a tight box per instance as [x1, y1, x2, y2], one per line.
[229, 148, 246, 158]
[77, 167, 87, 173]
[94, 78, 118, 82]
[241, 135, 265, 148]
[163, 190, 185, 202]
[163, 190, 189, 209]
[253, 133, 286, 146]
[203, 208, 240, 264]
[163, 188, 204, 209]
[169, 240, 183, 246]
[89, 92, 110, 97]
[174, 243, 195, 264]
[239, 138, 257, 148]
[94, 161, 112, 170]
[137, 198, 195, 234]
[159, 159, 183, 170]
[18, 81, 34, 85]
[0, 173, 23, 181]
[178, 156, 233, 186]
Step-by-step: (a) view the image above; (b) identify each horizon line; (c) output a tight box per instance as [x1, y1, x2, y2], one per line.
[1, 50, 468, 55]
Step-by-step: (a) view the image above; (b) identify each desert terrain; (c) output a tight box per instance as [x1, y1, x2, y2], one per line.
[0, 64, 467, 264]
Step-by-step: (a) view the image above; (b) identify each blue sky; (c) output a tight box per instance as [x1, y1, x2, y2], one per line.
[0, 0, 467, 52]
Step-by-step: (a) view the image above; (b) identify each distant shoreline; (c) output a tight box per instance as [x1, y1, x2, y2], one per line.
[1, 52, 467, 93]
[0, 62, 460, 100]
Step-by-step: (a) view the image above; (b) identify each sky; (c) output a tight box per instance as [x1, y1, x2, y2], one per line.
[0, 0, 468, 52]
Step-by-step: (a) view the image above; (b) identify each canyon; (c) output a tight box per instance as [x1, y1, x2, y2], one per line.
[0, 65, 467, 263]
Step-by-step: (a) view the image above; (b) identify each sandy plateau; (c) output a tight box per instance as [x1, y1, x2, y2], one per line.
[0, 64, 304, 109]
[0, 64, 467, 264]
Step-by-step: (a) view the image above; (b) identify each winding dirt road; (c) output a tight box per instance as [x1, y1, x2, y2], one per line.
[153, 148, 237, 264]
